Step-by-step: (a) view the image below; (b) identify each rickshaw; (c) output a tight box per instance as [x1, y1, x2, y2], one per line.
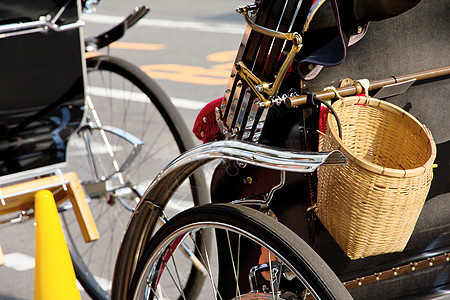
[112, 0, 449, 299]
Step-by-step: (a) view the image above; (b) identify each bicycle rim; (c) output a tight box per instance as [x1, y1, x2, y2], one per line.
[130, 204, 351, 300]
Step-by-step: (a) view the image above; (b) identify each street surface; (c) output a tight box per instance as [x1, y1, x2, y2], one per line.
[0, 0, 245, 298]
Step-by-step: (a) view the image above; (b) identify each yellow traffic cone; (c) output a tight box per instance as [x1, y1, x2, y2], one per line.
[34, 190, 81, 300]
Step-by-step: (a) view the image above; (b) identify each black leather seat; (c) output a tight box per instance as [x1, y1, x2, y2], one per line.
[0, 0, 85, 178]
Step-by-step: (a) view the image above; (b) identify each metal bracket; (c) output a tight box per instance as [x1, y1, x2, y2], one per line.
[234, 4, 303, 108]
[374, 79, 416, 99]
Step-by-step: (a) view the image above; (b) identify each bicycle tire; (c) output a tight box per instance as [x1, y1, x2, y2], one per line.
[60, 54, 208, 299]
[127, 204, 351, 300]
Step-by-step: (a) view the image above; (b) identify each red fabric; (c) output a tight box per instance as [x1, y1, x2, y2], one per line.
[319, 106, 329, 133]
[192, 97, 223, 143]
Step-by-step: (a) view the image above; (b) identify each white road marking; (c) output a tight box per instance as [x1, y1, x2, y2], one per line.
[3, 252, 35, 271]
[82, 14, 244, 35]
[171, 97, 206, 110]
[87, 86, 206, 110]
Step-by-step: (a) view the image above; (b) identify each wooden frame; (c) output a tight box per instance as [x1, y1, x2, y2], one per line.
[0, 172, 99, 265]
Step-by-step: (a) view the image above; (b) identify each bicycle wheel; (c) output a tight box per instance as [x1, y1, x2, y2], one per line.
[61, 54, 207, 299]
[128, 204, 351, 300]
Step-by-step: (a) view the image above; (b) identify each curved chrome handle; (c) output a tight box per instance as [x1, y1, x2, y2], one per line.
[161, 140, 346, 175]
[141, 140, 347, 206]
[237, 4, 301, 43]
[78, 124, 144, 182]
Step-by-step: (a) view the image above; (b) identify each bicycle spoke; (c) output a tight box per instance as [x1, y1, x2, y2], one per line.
[128, 204, 351, 299]
[226, 230, 242, 299]
[64, 55, 202, 299]
[161, 257, 187, 300]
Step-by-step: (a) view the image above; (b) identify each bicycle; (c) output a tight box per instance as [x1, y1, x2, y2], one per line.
[112, 0, 449, 299]
[0, 1, 208, 299]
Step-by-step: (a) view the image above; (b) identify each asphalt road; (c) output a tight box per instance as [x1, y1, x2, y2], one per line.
[0, 1, 245, 299]
[84, 0, 246, 130]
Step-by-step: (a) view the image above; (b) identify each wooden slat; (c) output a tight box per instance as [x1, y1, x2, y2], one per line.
[65, 173, 100, 243]
[0, 172, 99, 243]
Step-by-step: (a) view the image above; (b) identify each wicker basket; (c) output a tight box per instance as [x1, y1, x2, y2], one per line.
[317, 96, 436, 259]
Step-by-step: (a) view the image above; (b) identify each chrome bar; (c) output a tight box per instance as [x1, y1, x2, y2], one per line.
[78, 124, 144, 181]
[142, 140, 346, 204]
[0, 19, 47, 34]
[157, 140, 346, 176]
[0, 18, 84, 35]
[0, 180, 71, 200]
[0, 14, 84, 39]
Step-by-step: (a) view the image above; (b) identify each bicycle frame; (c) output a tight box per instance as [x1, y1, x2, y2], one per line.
[112, 140, 347, 298]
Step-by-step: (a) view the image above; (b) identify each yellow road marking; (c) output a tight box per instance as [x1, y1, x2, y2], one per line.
[141, 63, 232, 85]
[84, 52, 100, 59]
[141, 50, 236, 85]
[207, 50, 237, 63]
[86, 48, 236, 86]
